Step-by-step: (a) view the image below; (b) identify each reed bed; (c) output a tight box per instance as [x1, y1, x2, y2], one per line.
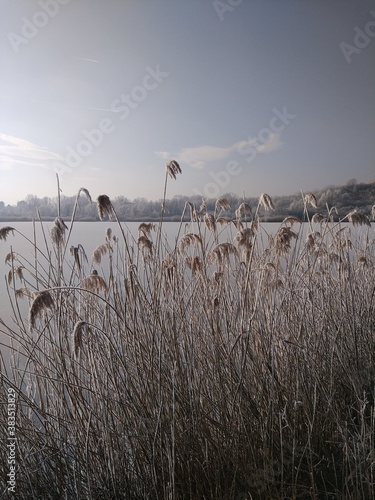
[0, 170, 374, 499]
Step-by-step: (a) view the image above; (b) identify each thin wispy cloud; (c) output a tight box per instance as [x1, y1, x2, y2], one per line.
[167, 132, 284, 169]
[29, 98, 120, 114]
[74, 57, 100, 63]
[177, 144, 239, 169]
[155, 151, 171, 160]
[255, 132, 284, 153]
[1, 96, 120, 114]
[82, 105, 121, 113]
[0, 133, 63, 171]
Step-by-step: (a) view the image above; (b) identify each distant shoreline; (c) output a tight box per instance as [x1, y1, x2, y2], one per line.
[0, 181, 374, 224]
[1, 218, 374, 225]
[0, 217, 287, 223]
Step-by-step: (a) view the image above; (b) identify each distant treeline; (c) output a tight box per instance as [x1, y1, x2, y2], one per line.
[0, 180, 374, 222]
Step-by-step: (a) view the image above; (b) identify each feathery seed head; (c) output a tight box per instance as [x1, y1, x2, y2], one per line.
[204, 214, 216, 232]
[275, 226, 297, 255]
[97, 195, 114, 220]
[311, 213, 325, 224]
[50, 227, 64, 247]
[0, 226, 15, 241]
[29, 291, 54, 329]
[186, 202, 197, 221]
[78, 187, 92, 203]
[138, 223, 155, 237]
[208, 242, 238, 266]
[282, 216, 301, 226]
[347, 210, 371, 227]
[5, 251, 17, 264]
[55, 217, 68, 231]
[92, 243, 109, 264]
[199, 198, 207, 214]
[177, 233, 202, 253]
[306, 233, 316, 252]
[166, 160, 182, 179]
[50, 217, 68, 247]
[259, 193, 275, 211]
[235, 227, 254, 247]
[8, 266, 24, 284]
[215, 198, 231, 211]
[231, 219, 243, 230]
[137, 235, 153, 255]
[304, 193, 318, 208]
[106, 227, 112, 241]
[186, 256, 203, 274]
[240, 245, 253, 264]
[72, 321, 89, 357]
[70, 244, 88, 273]
[235, 202, 252, 219]
[15, 288, 35, 299]
[217, 217, 229, 226]
[162, 254, 176, 281]
[81, 272, 108, 293]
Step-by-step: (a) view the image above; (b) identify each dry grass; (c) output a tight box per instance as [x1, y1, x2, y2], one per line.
[0, 180, 374, 499]
[0, 226, 15, 241]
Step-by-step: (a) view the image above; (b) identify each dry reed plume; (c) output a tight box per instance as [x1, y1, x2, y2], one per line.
[204, 213, 216, 232]
[137, 235, 153, 254]
[78, 187, 92, 203]
[92, 243, 109, 264]
[70, 243, 88, 273]
[346, 209, 371, 227]
[0, 226, 15, 241]
[215, 197, 231, 211]
[7, 265, 24, 284]
[235, 202, 252, 219]
[15, 287, 35, 299]
[217, 216, 229, 226]
[177, 232, 202, 253]
[311, 212, 325, 224]
[282, 215, 301, 226]
[138, 222, 155, 236]
[259, 192, 275, 211]
[72, 320, 89, 356]
[97, 194, 115, 220]
[304, 192, 318, 208]
[28, 290, 54, 329]
[166, 159, 182, 179]
[81, 270, 108, 292]
[50, 216, 68, 246]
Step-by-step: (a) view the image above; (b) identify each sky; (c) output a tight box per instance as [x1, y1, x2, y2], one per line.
[1, 0, 374, 205]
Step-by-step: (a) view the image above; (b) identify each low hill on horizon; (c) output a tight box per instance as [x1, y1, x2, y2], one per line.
[0, 180, 374, 223]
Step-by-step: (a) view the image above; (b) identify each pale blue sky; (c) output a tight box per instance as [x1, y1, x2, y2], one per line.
[1, 0, 374, 204]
